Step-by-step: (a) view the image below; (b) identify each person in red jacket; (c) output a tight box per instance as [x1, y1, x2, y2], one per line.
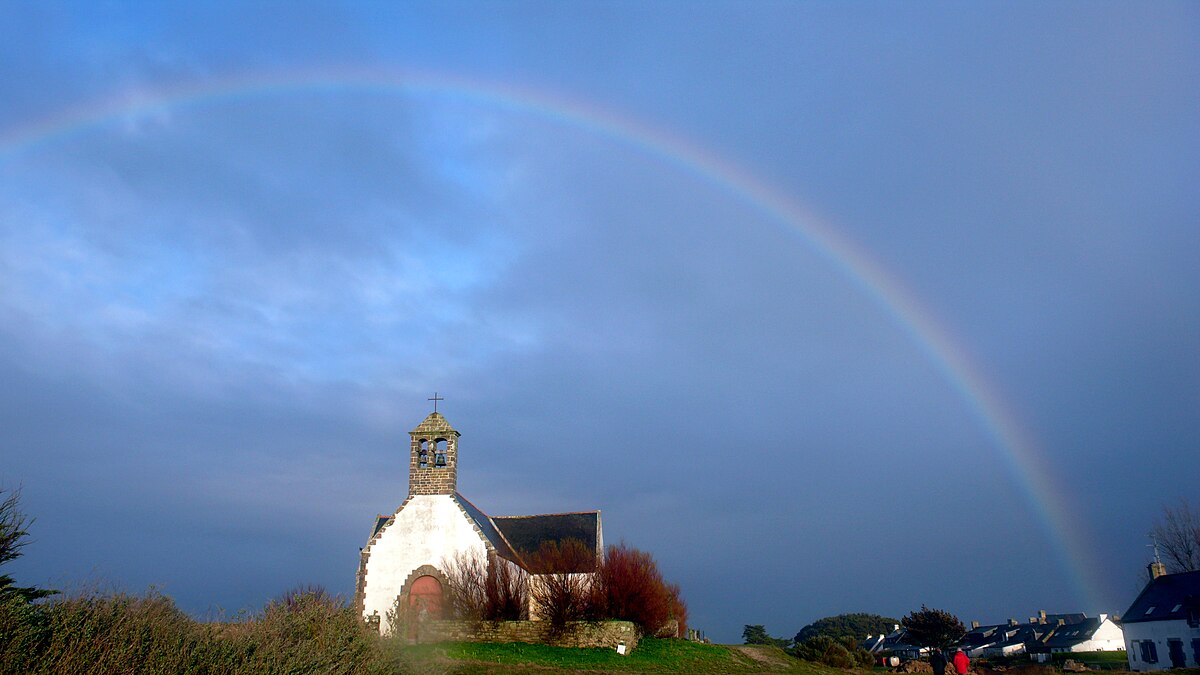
[953, 649, 970, 674]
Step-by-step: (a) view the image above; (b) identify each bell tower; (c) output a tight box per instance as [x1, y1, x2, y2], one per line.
[408, 409, 460, 496]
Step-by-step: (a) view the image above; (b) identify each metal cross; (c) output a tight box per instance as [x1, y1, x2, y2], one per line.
[428, 392, 444, 413]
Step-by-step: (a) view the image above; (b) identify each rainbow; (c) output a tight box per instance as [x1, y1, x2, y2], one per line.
[0, 66, 1106, 610]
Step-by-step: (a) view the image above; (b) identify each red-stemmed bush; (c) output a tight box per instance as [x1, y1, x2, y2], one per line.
[593, 542, 686, 636]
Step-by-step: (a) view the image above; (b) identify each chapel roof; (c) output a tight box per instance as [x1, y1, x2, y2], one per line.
[1122, 570, 1200, 624]
[492, 511, 602, 573]
[371, 514, 389, 538]
[452, 493, 515, 559]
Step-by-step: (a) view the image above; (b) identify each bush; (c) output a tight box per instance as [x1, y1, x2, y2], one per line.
[593, 543, 671, 634]
[528, 539, 597, 630]
[443, 551, 529, 621]
[0, 586, 394, 674]
[484, 555, 528, 621]
[789, 635, 876, 668]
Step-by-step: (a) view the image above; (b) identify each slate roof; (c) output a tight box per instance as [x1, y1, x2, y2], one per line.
[372, 515, 389, 537]
[1044, 617, 1101, 649]
[452, 493, 515, 559]
[492, 512, 602, 573]
[1123, 570, 1200, 624]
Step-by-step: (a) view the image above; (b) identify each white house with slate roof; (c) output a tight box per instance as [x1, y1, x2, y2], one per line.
[354, 408, 602, 635]
[1122, 567, 1200, 671]
[1044, 615, 1124, 653]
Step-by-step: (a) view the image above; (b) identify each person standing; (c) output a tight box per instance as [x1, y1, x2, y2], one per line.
[953, 649, 970, 675]
[931, 649, 948, 675]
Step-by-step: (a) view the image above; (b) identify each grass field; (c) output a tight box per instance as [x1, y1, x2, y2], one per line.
[392, 638, 842, 674]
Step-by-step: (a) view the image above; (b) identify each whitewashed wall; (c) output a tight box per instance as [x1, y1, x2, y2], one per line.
[1071, 617, 1125, 652]
[1124, 620, 1200, 671]
[360, 495, 488, 633]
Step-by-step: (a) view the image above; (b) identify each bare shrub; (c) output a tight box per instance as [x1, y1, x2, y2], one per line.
[443, 551, 488, 620]
[527, 539, 596, 630]
[484, 555, 527, 621]
[443, 551, 529, 622]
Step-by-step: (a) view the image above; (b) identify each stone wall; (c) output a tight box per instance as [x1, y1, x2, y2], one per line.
[415, 619, 640, 651]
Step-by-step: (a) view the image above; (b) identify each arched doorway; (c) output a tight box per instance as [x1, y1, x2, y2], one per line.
[398, 566, 449, 641]
[405, 574, 444, 640]
[408, 574, 444, 619]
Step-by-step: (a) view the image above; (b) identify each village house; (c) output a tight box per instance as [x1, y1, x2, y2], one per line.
[1044, 615, 1125, 653]
[354, 407, 602, 635]
[954, 611, 1122, 660]
[1122, 563, 1200, 671]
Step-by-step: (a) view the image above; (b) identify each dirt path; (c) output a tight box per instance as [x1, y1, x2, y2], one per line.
[728, 644, 798, 671]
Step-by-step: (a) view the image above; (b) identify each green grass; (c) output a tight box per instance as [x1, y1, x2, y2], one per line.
[393, 638, 846, 674]
[1051, 651, 1129, 664]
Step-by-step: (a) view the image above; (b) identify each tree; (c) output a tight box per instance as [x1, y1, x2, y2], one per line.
[1150, 498, 1200, 574]
[742, 624, 789, 648]
[0, 489, 54, 603]
[794, 612, 901, 644]
[901, 605, 965, 650]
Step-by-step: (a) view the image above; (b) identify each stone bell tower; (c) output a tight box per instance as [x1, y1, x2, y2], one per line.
[408, 411, 460, 496]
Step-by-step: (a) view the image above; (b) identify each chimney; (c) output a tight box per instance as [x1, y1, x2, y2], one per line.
[1039, 610, 1047, 624]
[1057, 619, 1065, 626]
[971, 621, 980, 629]
[1099, 614, 1108, 622]
[1009, 619, 1018, 627]
[1148, 560, 1167, 579]
[1029, 617, 1038, 624]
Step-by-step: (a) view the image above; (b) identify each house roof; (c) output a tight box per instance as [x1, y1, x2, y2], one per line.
[1042, 613, 1087, 625]
[492, 511, 602, 573]
[1044, 617, 1101, 648]
[1122, 570, 1200, 624]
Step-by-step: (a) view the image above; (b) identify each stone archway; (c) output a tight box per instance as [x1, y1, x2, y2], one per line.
[397, 564, 450, 641]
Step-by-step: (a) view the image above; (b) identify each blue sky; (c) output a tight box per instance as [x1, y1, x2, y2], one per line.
[1, 1, 1197, 642]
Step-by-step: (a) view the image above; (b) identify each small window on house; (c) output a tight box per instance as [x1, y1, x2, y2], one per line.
[1145, 606, 1156, 615]
[1171, 604, 1182, 613]
[1140, 639, 1158, 664]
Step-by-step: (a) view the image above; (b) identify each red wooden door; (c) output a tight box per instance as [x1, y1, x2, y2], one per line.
[408, 575, 443, 619]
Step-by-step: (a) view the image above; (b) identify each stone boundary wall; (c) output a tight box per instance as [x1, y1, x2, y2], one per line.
[416, 619, 640, 651]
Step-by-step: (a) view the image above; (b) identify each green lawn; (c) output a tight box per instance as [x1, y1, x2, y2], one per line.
[391, 638, 845, 674]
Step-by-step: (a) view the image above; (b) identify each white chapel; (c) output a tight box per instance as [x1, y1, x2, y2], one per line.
[354, 407, 602, 632]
